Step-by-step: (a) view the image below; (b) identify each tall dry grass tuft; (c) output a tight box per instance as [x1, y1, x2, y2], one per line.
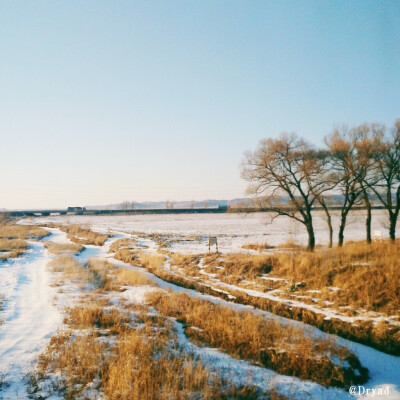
[34, 330, 106, 398]
[48, 256, 112, 288]
[203, 253, 274, 280]
[115, 268, 155, 287]
[60, 225, 110, 246]
[0, 239, 28, 260]
[108, 238, 137, 253]
[0, 224, 48, 239]
[114, 248, 137, 264]
[0, 223, 48, 260]
[242, 243, 274, 251]
[102, 330, 262, 400]
[138, 252, 166, 269]
[44, 242, 83, 255]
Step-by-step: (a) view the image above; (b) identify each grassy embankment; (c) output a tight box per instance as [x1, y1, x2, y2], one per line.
[60, 224, 111, 246]
[110, 238, 400, 356]
[148, 290, 368, 388]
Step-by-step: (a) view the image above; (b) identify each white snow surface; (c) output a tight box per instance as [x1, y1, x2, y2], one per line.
[0, 232, 63, 399]
[119, 285, 159, 304]
[29, 210, 399, 253]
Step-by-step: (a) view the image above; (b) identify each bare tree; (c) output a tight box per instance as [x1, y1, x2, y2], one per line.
[365, 120, 400, 241]
[120, 201, 136, 210]
[165, 200, 175, 209]
[325, 127, 366, 247]
[242, 133, 334, 251]
[120, 201, 130, 210]
[350, 123, 384, 243]
[315, 194, 334, 248]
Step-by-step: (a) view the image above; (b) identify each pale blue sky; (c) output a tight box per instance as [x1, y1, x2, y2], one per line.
[1, 1, 399, 209]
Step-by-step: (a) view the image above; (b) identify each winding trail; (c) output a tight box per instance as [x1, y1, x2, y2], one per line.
[0, 234, 62, 399]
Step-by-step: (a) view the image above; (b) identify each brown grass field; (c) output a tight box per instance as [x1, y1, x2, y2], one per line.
[147, 290, 368, 388]
[31, 256, 285, 399]
[108, 237, 400, 355]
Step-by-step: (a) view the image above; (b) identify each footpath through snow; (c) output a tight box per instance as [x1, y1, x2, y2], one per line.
[0, 231, 63, 399]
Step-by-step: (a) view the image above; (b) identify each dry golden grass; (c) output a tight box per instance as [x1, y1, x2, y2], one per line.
[108, 237, 137, 253]
[44, 242, 83, 255]
[138, 252, 166, 269]
[0, 239, 28, 260]
[48, 255, 86, 275]
[48, 256, 112, 288]
[242, 242, 274, 251]
[0, 223, 48, 261]
[66, 305, 131, 333]
[267, 240, 400, 315]
[115, 268, 155, 287]
[0, 238, 27, 251]
[114, 248, 137, 263]
[112, 238, 400, 355]
[203, 253, 273, 280]
[275, 240, 303, 249]
[102, 331, 264, 400]
[147, 291, 368, 388]
[0, 224, 48, 240]
[32, 295, 271, 399]
[60, 224, 110, 246]
[33, 330, 106, 398]
[162, 240, 400, 354]
[170, 253, 201, 268]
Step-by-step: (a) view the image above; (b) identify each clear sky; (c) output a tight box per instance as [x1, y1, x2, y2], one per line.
[1, 1, 399, 209]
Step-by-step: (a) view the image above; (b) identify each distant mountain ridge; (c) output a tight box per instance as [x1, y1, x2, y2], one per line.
[86, 198, 253, 210]
[86, 193, 386, 211]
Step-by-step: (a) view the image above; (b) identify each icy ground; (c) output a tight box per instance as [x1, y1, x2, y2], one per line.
[0, 235, 62, 399]
[31, 210, 399, 253]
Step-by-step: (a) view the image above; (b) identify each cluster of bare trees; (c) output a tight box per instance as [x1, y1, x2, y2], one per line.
[120, 201, 137, 210]
[242, 119, 400, 251]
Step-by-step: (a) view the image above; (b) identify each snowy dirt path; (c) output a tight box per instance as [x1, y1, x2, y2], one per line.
[0, 232, 63, 399]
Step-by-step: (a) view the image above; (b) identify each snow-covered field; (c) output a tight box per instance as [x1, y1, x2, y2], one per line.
[1, 214, 400, 399]
[31, 210, 399, 253]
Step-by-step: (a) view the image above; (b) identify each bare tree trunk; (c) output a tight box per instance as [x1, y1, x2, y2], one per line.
[318, 198, 333, 248]
[389, 213, 397, 241]
[338, 214, 346, 247]
[327, 213, 333, 248]
[305, 213, 315, 251]
[362, 189, 372, 244]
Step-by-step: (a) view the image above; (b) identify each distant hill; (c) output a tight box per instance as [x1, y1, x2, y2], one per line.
[86, 198, 253, 210]
[85, 193, 387, 211]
